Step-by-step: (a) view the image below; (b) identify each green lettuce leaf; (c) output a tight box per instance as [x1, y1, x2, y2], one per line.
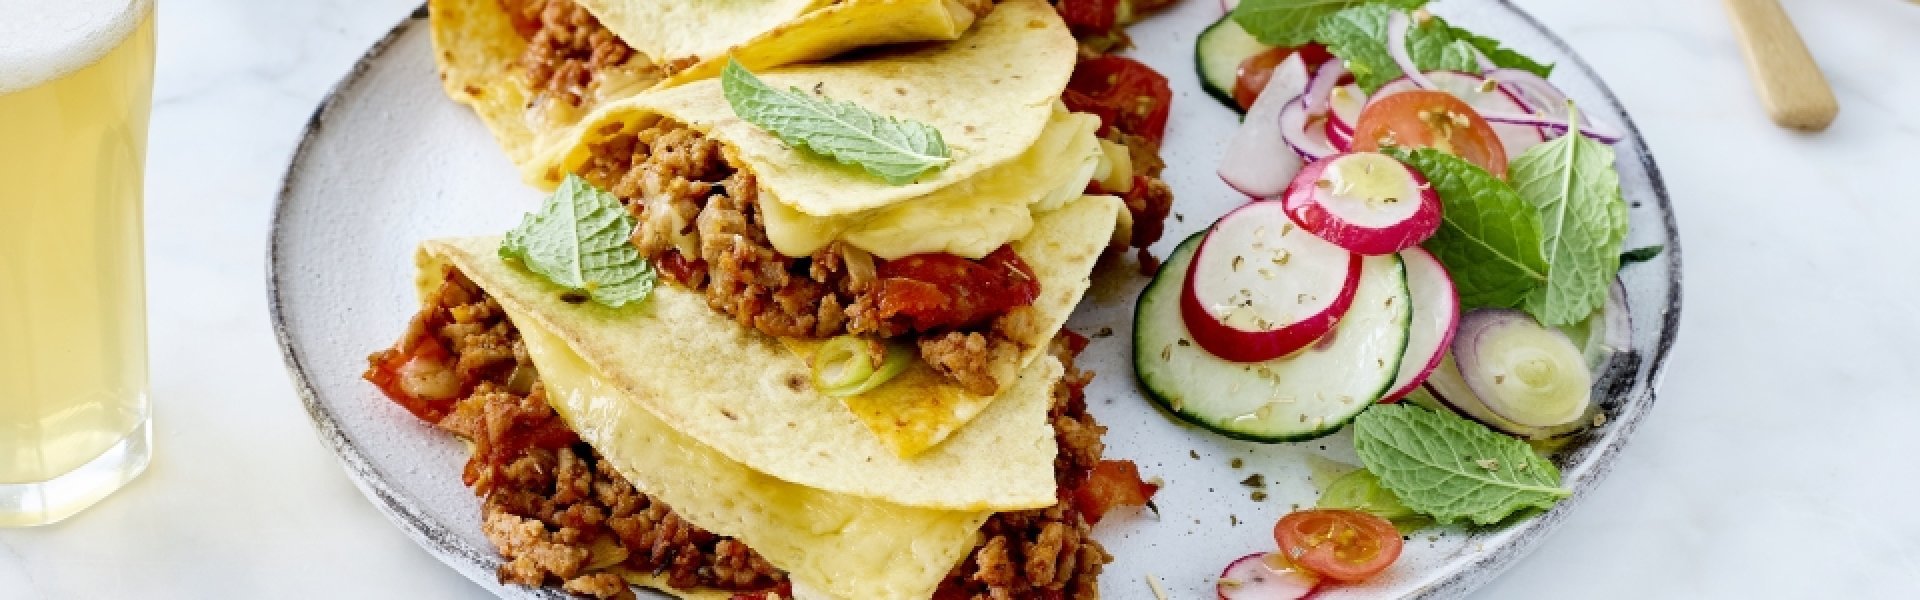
[499, 174, 656, 308]
[1508, 111, 1630, 326]
[1389, 147, 1549, 309]
[1232, 0, 1427, 47]
[721, 59, 950, 185]
[1354, 404, 1569, 526]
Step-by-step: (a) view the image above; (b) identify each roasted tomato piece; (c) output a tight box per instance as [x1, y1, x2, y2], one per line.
[655, 248, 707, 285]
[1092, 174, 1173, 249]
[1071, 459, 1159, 524]
[1057, 0, 1178, 33]
[365, 328, 460, 423]
[1063, 55, 1173, 146]
[874, 246, 1040, 331]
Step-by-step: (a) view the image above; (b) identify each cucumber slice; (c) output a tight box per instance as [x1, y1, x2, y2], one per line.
[1196, 15, 1272, 112]
[1134, 231, 1412, 442]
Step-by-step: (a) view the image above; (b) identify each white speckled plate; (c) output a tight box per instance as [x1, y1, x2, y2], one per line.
[269, 2, 1680, 598]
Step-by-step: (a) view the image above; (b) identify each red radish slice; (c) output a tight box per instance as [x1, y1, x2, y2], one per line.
[1182, 202, 1361, 363]
[1324, 117, 1352, 152]
[1281, 152, 1441, 255]
[1452, 309, 1592, 428]
[1219, 552, 1322, 600]
[1326, 84, 1365, 134]
[1380, 247, 1458, 402]
[1219, 54, 1311, 198]
[1373, 71, 1547, 156]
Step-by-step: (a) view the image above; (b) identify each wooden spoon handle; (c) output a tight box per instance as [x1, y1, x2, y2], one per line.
[1721, 0, 1839, 131]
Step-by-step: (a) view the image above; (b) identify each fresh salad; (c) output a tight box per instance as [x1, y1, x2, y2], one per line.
[1137, 0, 1662, 595]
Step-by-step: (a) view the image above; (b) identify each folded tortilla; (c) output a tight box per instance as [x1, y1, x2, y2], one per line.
[429, 0, 983, 181]
[524, 0, 1105, 460]
[419, 203, 1111, 513]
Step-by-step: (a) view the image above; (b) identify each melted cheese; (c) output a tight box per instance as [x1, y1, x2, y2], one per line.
[516, 316, 993, 600]
[759, 106, 1107, 260]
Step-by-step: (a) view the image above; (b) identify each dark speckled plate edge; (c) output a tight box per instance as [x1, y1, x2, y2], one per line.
[265, 2, 1682, 598]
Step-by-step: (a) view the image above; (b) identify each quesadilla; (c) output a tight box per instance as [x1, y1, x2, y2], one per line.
[429, 0, 990, 180]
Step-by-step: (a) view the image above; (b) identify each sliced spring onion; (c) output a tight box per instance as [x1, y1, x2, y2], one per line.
[812, 335, 913, 397]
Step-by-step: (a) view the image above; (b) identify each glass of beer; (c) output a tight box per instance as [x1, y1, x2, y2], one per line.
[0, 0, 156, 526]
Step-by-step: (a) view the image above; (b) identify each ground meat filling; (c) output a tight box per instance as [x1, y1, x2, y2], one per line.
[574, 121, 1037, 394]
[367, 271, 788, 599]
[368, 271, 1112, 599]
[500, 0, 676, 121]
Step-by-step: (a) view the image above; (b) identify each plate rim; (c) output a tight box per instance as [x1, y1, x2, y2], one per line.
[264, 2, 1683, 598]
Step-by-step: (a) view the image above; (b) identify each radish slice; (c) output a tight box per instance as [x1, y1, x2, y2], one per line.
[1219, 55, 1311, 198]
[1218, 552, 1322, 600]
[1182, 202, 1361, 363]
[1380, 247, 1458, 402]
[1280, 152, 1441, 255]
[1452, 309, 1593, 428]
[1324, 117, 1352, 152]
[1326, 83, 1365, 134]
[1280, 97, 1335, 162]
[1423, 355, 1583, 440]
[1373, 71, 1547, 156]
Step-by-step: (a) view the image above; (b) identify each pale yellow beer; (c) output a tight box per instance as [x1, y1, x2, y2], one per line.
[0, 0, 156, 526]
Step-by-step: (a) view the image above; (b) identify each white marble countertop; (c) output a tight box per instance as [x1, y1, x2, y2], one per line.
[4, 0, 1918, 597]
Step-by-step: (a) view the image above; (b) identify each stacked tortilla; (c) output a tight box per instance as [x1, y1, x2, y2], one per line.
[391, 1, 1137, 598]
[430, 0, 994, 181]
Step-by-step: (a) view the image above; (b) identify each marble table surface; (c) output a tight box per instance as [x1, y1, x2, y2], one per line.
[4, 0, 1918, 597]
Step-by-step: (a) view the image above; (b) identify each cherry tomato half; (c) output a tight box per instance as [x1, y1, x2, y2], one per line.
[1232, 44, 1334, 111]
[1273, 509, 1404, 583]
[1351, 90, 1508, 178]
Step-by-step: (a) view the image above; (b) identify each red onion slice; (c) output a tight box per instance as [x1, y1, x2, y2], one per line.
[1482, 68, 1625, 143]
[1280, 97, 1336, 162]
[1218, 54, 1311, 198]
[1385, 11, 1437, 90]
[1301, 60, 1348, 117]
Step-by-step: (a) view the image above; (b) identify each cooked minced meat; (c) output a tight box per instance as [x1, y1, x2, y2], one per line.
[368, 270, 1115, 599]
[500, 0, 680, 114]
[575, 121, 1039, 395]
[367, 270, 788, 598]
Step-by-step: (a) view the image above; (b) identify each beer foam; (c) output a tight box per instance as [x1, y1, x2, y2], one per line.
[0, 0, 151, 94]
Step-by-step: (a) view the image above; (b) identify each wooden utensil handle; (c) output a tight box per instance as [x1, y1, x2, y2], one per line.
[1721, 0, 1839, 131]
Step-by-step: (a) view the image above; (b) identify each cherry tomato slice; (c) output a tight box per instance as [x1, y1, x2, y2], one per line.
[1272, 509, 1404, 583]
[1232, 44, 1334, 111]
[1351, 90, 1509, 178]
[1063, 55, 1173, 146]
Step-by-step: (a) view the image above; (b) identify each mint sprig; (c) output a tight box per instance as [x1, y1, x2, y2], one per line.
[1389, 147, 1549, 310]
[1232, 0, 1427, 47]
[499, 174, 656, 308]
[1508, 106, 1630, 326]
[1450, 25, 1554, 78]
[721, 59, 950, 185]
[1354, 404, 1569, 526]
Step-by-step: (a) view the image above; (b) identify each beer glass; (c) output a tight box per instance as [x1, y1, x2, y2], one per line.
[0, 0, 157, 526]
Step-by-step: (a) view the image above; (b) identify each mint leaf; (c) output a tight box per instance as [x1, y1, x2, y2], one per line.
[1354, 404, 1569, 526]
[1316, 6, 1478, 93]
[1450, 25, 1553, 78]
[1389, 147, 1549, 309]
[499, 174, 656, 308]
[1509, 108, 1629, 326]
[1620, 244, 1663, 265]
[721, 59, 949, 185]
[1232, 0, 1425, 47]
